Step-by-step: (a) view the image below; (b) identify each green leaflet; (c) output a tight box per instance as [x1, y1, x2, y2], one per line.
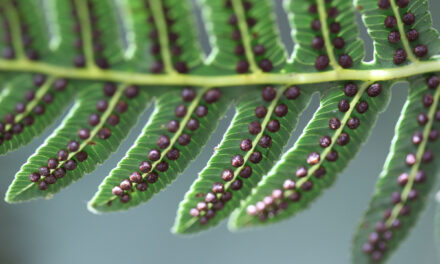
[198, 0, 286, 74]
[0, 74, 73, 155]
[357, 0, 440, 66]
[120, 0, 155, 72]
[173, 86, 313, 234]
[286, 0, 364, 72]
[0, 0, 439, 260]
[163, 0, 203, 70]
[352, 75, 440, 263]
[88, 0, 125, 68]
[230, 81, 391, 229]
[0, 0, 43, 61]
[5, 83, 150, 203]
[88, 87, 230, 213]
[129, 0, 202, 74]
[14, 0, 51, 60]
[44, 0, 78, 65]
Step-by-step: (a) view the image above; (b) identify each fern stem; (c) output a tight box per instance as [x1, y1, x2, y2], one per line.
[386, 83, 440, 227]
[149, 0, 177, 74]
[231, 0, 260, 73]
[2, 0, 26, 60]
[296, 82, 371, 187]
[2, 59, 440, 86]
[389, 0, 418, 63]
[74, 0, 98, 70]
[4, 76, 56, 132]
[316, 0, 339, 69]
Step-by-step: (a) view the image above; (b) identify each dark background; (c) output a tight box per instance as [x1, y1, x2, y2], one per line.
[0, 1, 439, 263]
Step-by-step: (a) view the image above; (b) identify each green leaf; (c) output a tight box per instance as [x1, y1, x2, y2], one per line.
[352, 75, 440, 263]
[0, 0, 34, 60]
[130, 0, 202, 74]
[15, 0, 53, 61]
[0, 74, 73, 155]
[162, 0, 203, 70]
[173, 85, 313, 234]
[87, 0, 126, 68]
[356, 0, 440, 66]
[198, 0, 286, 73]
[0, 0, 440, 259]
[285, 0, 364, 71]
[230, 81, 391, 229]
[88, 87, 230, 213]
[115, 0, 155, 72]
[5, 83, 150, 203]
[44, 0, 78, 65]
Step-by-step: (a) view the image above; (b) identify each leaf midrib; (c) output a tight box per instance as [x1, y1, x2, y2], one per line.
[150, 0, 177, 74]
[231, 0, 261, 73]
[180, 85, 288, 231]
[8, 84, 127, 200]
[317, 0, 339, 69]
[4, 76, 56, 132]
[98, 86, 211, 207]
[74, 0, 98, 70]
[296, 82, 371, 187]
[2, 0, 26, 59]
[389, 0, 418, 63]
[235, 82, 371, 227]
[386, 82, 440, 227]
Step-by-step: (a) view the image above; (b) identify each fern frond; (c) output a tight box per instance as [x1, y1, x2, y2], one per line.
[0, 0, 439, 261]
[6, 83, 150, 202]
[352, 75, 440, 263]
[174, 85, 313, 234]
[89, 87, 229, 212]
[286, 0, 364, 71]
[199, 0, 286, 73]
[0, 74, 73, 154]
[231, 82, 391, 229]
[357, 0, 440, 65]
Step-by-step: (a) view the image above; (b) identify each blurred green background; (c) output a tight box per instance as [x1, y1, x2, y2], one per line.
[1, 1, 439, 263]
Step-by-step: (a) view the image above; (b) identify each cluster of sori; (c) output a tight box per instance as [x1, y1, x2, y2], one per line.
[246, 82, 381, 221]
[0, 1, 39, 60]
[0, 76, 68, 147]
[361, 76, 439, 262]
[110, 87, 221, 204]
[188, 86, 301, 225]
[71, 0, 108, 68]
[224, 0, 273, 73]
[145, 1, 187, 73]
[28, 83, 139, 191]
[308, 0, 353, 70]
[377, 0, 427, 64]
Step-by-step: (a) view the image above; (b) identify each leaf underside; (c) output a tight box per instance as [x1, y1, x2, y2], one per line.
[352, 75, 440, 263]
[0, 0, 439, 262]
